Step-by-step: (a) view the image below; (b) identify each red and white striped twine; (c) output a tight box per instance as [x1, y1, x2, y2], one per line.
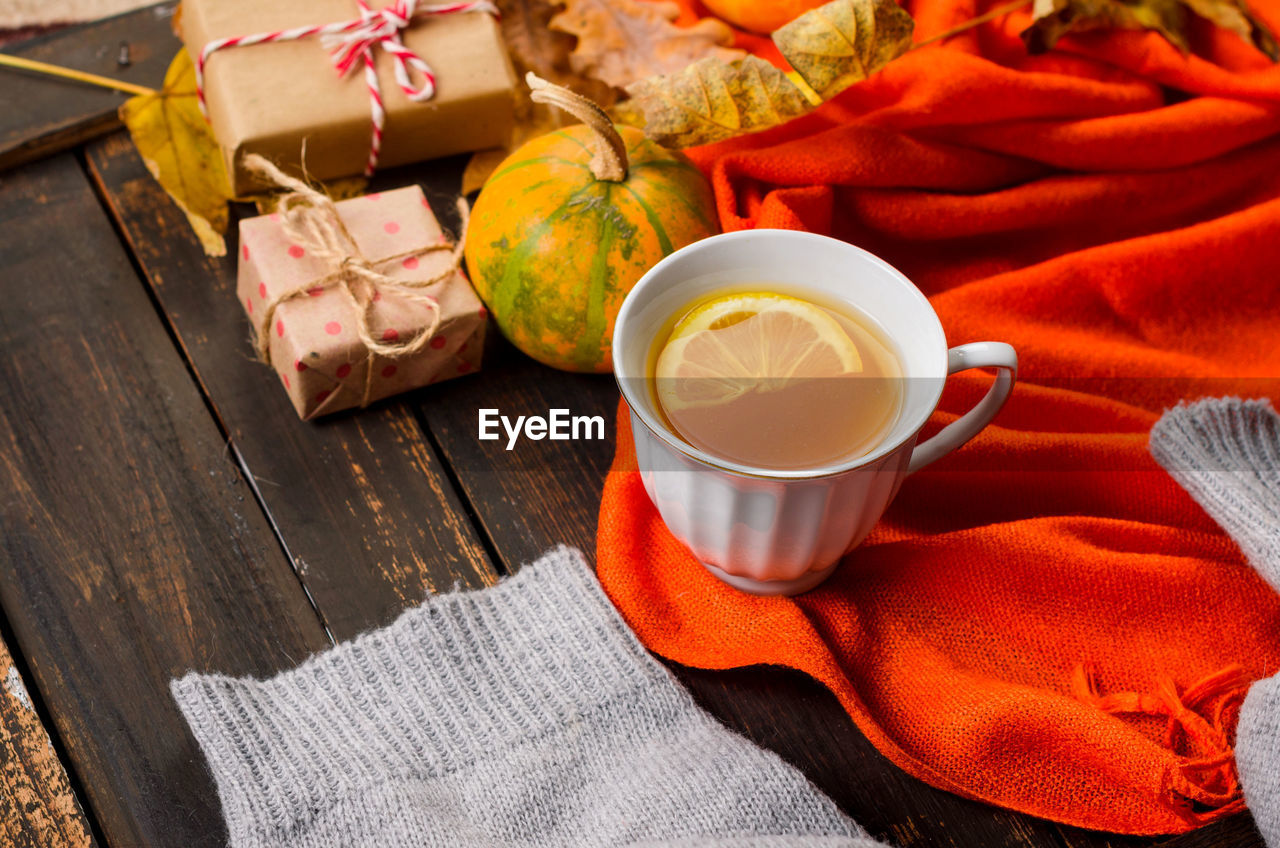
[195, 0, 498, 178]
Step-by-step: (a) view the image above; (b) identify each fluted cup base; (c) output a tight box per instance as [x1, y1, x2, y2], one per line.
[701, 560, 840, 596]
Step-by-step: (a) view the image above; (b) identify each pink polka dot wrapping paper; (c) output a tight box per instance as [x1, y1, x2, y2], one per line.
[237, 185, 486, 420]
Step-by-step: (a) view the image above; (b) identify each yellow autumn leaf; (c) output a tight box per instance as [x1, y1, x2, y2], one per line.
[625, 55, 814, 148]
[623, 0, 916, 148]
[119, 49, 232, 257]
[773, 0, 914, 101]
[609, 96, 648, 129]
[785, 71, 824, 105]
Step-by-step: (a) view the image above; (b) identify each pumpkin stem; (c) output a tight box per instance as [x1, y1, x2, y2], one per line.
[527, 72, 628, 183]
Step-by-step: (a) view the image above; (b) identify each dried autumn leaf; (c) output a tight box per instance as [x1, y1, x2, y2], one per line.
[119, 49, 232, 257]
[1022, 0, 1185, 52]
[551, 0, 746, 89]
[626, 55, 813, 148]
[499, 0, 576, 79]
[773, 0, 914, 101]
[1022, 0, 1278, 59]
[785, 70, 825, 105]
[477, 0, 621, 193]
[608, 96, 649, 130]
[1180, 0, 1278, 58]
[497, 0, 619, 104]
[460, 104, 569, 194]
[461, 148, 510, 196]
[458, 81, 606, 195]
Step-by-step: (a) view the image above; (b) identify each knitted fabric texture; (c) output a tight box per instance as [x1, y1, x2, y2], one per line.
[596, 0, 1280, 834]
[171, 547, 885, 848]
[1150, 398, 1280, 847]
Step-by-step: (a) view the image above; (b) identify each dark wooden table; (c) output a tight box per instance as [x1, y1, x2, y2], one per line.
[0, 7, 1266, 848]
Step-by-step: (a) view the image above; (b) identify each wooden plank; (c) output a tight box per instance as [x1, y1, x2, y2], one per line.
[0, 3, 177, 171]
[419, 348, 618, 562]
[0, 633, 96, 848]
[0, 154, 330, 847]
[1056, 813, 1264, 848]
[1156, 816, 1264, 847]
[84, 134, 499, 640]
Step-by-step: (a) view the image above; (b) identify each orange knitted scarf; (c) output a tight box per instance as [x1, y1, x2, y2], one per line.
[597, 0, 1280, 833]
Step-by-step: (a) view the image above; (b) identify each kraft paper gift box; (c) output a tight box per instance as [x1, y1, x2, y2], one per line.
[238, 186, 485, 420]
[180, 0, 518, 196]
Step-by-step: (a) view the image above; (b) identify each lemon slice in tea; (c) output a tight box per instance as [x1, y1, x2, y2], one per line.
[654, 292, 863, 412]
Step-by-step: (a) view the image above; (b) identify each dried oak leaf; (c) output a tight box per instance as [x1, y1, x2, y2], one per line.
[1023, 0, 1187, 51]
[472, 0, 619, 193]
[1022, 0, 1278, 59]
[773, 0, 914, 101]
[119, 49, 232, 257]
[625, 55, 813, 148]
[497, 0, 618, 104]
[551, 0, 746, 89]
[499, 0, 577, 79]
[609, 97, 649, 129]
[1181, 0, 1278, 58]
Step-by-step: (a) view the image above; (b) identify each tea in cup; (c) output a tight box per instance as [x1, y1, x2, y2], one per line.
[613, 230, 1017, 595]
[650, 289, 904, 471]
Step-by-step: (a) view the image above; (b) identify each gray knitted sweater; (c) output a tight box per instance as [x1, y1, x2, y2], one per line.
[173, 397, 1280, 848]
[1150, 397, 1280, 847]
[172, 546, 885, 848]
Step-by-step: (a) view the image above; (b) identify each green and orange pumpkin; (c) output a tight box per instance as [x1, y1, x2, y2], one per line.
[465, 74, 719, 373]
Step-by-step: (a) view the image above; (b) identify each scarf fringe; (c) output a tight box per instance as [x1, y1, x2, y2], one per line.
[1071, 662, 1251, 825]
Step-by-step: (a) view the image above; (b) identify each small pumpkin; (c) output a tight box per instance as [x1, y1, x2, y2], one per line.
[465, 74, 719, 373]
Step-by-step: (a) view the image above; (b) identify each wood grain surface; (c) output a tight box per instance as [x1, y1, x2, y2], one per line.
[85, 134, 500, 643]
[0, 633, 95, 848]
[77, 124, 1265, 847]
[0, 3, 176, 171]
[0, 154, 331, 847]
[0, 8, 1266, 838]
[419, 348, 619, 564]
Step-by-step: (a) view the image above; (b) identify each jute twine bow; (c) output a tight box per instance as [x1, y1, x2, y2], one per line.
[244, 153, 468, 413]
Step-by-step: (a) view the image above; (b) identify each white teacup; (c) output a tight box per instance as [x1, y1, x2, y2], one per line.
[612, 230, 1017, 595]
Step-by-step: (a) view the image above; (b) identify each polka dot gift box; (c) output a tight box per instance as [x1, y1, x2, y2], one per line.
[238, 183, 485, 420]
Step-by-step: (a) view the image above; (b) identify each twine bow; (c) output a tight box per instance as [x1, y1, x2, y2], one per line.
[196, 0, 499, 177]
[245, 153, 468, 412]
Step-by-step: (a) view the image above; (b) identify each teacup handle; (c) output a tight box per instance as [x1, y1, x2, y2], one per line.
[908, 341, 1017, 473]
